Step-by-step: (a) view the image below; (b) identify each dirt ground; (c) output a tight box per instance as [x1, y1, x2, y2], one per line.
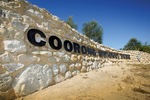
[16, 63, 150, 100]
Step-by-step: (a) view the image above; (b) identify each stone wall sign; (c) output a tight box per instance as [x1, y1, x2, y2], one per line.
[0, 0, 132, 99]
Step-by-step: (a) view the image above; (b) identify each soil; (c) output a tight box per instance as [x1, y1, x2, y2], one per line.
[16, 63, 150, 100]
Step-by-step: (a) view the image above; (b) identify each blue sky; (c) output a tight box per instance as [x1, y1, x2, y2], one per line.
[27, 0, 150, 50]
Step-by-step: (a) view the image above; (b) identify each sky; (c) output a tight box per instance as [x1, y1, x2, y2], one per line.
[27, 0, 150, 50]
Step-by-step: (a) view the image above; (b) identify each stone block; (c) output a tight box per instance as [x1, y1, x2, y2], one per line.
[65, 71, 72, 79]
[32, 51, 52, 56]
[11, 21, 29, 32]
[71, 54, 77, 61]
[17, 54, 40, 64]
[52, 64, 59, 76]
[81, 66, 87, 73]
[54, 74, 65, 83]
[68, 64, 75, 72]
[75, 63, 82, 70]
[72, 71, 77, 76]
[0, 65, 7, 74]
[22, 15, 35, 24]
[53, 52, 65, 57]
[63, 54, 70, 62]
[59, 64, 67, 74]
[2, 63, 24, 73]
[0, 88, 16, 100]
[0, 51, 16, 63]
[3, 40, 26, 53]
[0, 36, 4, 53]
[82, 61, 87, 66]
[12, 64, 53, 96]
[0, 73, 12, 92]
[27, 9, 43, 19]
[48, 57, 57, 63]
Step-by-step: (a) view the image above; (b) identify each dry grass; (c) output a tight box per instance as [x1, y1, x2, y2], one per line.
[132, 87, 150, 94]
[122, 76, 134, 84]
[129, 64, 150, 79]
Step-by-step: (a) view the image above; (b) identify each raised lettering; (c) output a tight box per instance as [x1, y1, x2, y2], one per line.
[64, 40, 73, 52]
[73, 42, 80, 53]
[81, 45, 87, 54]
[49, 36, 62, 50]
[27, 29, 46, 46]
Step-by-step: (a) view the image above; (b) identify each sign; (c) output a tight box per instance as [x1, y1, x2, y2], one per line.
[27, 29, 130, 59]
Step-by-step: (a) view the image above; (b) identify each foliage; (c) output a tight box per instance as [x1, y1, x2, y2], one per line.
[65, 16, 77, 30]
[82, 20, 103, 44]
[139, 43, 150, 53]
[123, 38, 150, 53]
[123, 38, 142, 50]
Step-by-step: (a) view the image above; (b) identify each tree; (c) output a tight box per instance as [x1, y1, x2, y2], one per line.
[123, 38, 142, 50]
[65, 16, 77, 30]
[139, 42, 150, 53]
[82, 20, 103, 44]
[123, 38, 150, 53]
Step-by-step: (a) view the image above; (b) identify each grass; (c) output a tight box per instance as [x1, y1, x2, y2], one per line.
[129, 64, 150, 79]
[132, 87, 150, 94]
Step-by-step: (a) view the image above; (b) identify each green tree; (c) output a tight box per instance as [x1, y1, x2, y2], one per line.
[82, 20, 103, 44]
[123, 38, 142, 50]
[123, 38, 150, 53]
[139, 42, 150, 53]
[65, 16, 77, 30]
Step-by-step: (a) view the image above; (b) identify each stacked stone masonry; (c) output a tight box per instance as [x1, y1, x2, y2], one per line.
[0, 0, 150, 99]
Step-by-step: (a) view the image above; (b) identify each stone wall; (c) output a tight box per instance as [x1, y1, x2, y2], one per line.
[0, 0, 148, 99]
[122, 50, 150, 64]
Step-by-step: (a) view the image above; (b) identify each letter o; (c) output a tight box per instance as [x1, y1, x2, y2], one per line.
[64, 40, 73, 52]
[49, 36, 62, 50]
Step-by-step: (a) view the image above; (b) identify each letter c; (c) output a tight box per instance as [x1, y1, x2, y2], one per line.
[27, 29, 46, 46]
